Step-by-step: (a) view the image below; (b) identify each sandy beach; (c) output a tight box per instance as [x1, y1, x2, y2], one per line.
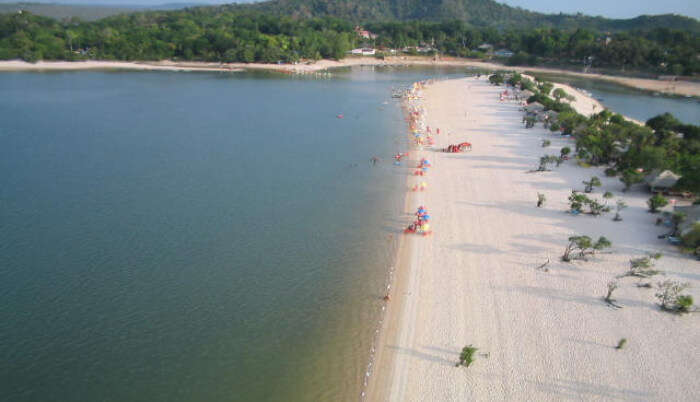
[366, 77, 699, 401]
[1, 57, 699, 98]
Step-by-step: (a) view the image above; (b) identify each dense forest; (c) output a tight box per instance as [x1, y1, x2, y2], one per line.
[0, 1, 698, 75]
[240, 0, 700, 32]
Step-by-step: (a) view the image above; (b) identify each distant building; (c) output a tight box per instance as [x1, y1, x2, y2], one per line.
[494, 49, 514, 58]
[645, 170, 681, 192]
[350, 48, 376, 56]
[477, 43, 493, 52]
[354, 26, 377, 40]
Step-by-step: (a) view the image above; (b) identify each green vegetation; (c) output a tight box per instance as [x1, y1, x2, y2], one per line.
[613, 200, 627, 221]
[583, 176, 602, 193]
[655, 280, 693, 313]
[568, 192, 611, 216]
[0, 2, 698, 76]
[535, 155, 559, 172]
[0, 9, 358, 63]
[488, 73, 504, 85]
[456, 345, 477, 368]
[562, 235, 611, 262]
[682, 223, 700, 249]
[623, 254, 662, 278]
[647, 194, 669, 213]
[542, 139, 551, 148]
[616, 338, 627, 349]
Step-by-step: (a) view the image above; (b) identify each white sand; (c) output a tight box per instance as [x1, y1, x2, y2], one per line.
[367, 77, 699, 401]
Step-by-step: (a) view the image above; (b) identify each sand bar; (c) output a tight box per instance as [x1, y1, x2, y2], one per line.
[367, 76, 699, 401]
[1, 57, 699, 98]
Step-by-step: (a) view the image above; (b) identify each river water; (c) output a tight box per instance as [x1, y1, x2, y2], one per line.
[0, 66, 696, 402]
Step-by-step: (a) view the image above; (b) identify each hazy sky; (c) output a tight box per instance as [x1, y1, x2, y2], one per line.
[2, 0, 698, 19]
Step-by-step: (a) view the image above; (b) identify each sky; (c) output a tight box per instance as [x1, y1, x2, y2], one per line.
[1, 0, 698, 20]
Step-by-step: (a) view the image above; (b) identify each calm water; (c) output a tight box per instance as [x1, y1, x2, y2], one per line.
[531, 72, 700, 125]
[1, 66, 696, 402]
[0, 67, 465, 402]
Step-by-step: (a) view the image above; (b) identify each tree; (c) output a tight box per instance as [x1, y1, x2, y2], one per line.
[552, 87, 568, 101]
[647, 193, 668, 213]
[535, 155, 558, 171]
[562, 235, 611, 262]
[613, 200, 627, 221]
[604, 281, 622, 308]
[623, 254, 662, 278]
[488, 73, 504, 85]
[537, 193, 546, 207]
[620, 169, 643, 192]
[583, 176, 602, 193]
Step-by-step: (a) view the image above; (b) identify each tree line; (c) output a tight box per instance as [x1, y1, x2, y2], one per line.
[0, 9, 698, 75]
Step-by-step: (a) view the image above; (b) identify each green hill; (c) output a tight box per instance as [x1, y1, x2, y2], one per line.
[237, 0, 700, 31]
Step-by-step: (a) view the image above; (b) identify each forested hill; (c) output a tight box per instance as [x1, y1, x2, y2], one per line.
[237, 0, 700, 32]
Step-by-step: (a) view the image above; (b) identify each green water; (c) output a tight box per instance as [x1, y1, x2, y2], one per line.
[2, 66, 691, 402]
[0, 67, 467, 402]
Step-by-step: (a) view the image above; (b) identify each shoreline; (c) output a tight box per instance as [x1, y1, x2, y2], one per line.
[1, 57, 699, 98]
[365, 76, 699, 401]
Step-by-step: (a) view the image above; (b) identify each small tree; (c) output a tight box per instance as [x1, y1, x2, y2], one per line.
[562, 235, 611, 262]
[669, 212, 686, 237]
[457, 345, 477, 367]
[583, 176, 602, 193]
[620, 169, 643, 192]
[568, 192, 589, 214]
[488, 73, 504, 85]
[623, 254, 662, 278]
[587, 198, 611, 216]
[647, 193, 668, 213]
[552, 87, 568, 101]
[537, 193, 546, 208]
[613, 200, 627, 221]
[536, 155, 558, 172]
[560, 147, 571, 159]
[603, 191, 614, 199]
[542, 139, 551, 147]
[604, 281, 622, 308]
[655, 280, 693, 313]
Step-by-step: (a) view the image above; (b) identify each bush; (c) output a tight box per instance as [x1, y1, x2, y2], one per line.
[682, 223, 700, 248]
[655, 280, 693, 313]
[603, 191, 614, 199]
[604, 168, 617, 177]
[457, 345, 477, 367]
[647, 193, 669, 213]
[542, 139, 551, 147]
[583, 176, 602, 193]
[562, 235, 611, 262]
[488, 73, 504, 85]
[549, 121, 561, 132]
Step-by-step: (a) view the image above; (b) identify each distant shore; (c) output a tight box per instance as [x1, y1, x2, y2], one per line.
[1, 57, 699, 98]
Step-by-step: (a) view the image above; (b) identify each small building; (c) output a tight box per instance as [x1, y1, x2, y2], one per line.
[494, 49, 514, 58]
[674, 205, 700, 236]
[524, 102, 545, 113]
[645, 170, 681, 192]
[477, 43, 493, 52]
[354, 26, 377, 40]
[349, 48, 376, 56]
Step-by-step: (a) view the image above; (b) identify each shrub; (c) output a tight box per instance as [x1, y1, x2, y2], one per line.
[647, 193, 669, 213]
[655, 280, 693, 313]
[613, 200, 627, 221]
[604, 281, 621, 308]
[549, 121, 561, 132]
[603, 191, 614, 199]
[457, 345, 477, 367]
[583, 176, 602, 193]
[542, 139, 551, 147]
[682, 222, 700, 248]
[604, 168, 617, 177]
[536, 155, 558, 171]
[623, 254, 662, 278]
[537, 193, 546, 207]
[562, 235, 611, 262]
[488, 73, 504, 85]
[616, 338, 627, 349]
[620, 169, 643, 191]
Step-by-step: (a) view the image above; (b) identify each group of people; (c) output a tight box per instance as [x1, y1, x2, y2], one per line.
[404, 206, 432, 236]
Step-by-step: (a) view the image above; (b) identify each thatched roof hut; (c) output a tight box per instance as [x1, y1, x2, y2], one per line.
[645, 170, 681, 192]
